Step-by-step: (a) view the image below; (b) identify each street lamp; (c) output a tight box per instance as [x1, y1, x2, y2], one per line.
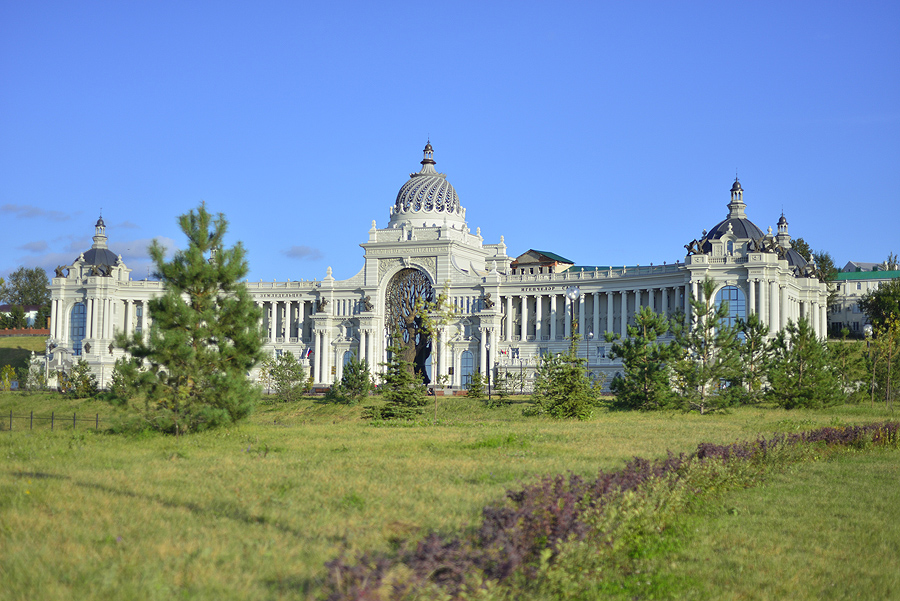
[485, 342, 491, 403]
[586, 331, 594, 365]
[566, 286, 581, 338]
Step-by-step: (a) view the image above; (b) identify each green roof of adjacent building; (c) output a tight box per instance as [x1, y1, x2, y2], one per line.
[531, 250, 574, 264]
[834, 270, 900, 281]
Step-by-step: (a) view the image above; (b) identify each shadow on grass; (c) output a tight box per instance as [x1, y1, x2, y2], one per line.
[7, 469, 307, 538]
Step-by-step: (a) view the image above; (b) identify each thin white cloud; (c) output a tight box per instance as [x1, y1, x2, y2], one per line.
[18, 241, 48, 253]
[114, 220, 139, 229]
[110, 237, 180, 264]
[282, 245, 324, 260]
[1, 204, 71, 222]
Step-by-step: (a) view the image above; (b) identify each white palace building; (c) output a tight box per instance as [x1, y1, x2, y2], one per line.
[43, 143, 829, 390]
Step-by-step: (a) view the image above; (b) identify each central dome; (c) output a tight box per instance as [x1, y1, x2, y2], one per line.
[388, 142, 466, 228]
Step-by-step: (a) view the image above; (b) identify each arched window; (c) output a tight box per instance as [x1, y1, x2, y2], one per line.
[460, 350, 474, 387]
[70, 303, 86, 356]
[715, 286, 746, 328]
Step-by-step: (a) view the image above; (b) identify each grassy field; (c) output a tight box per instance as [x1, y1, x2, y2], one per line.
[1, 392, 897, 600]
[0, 335, 46, 372]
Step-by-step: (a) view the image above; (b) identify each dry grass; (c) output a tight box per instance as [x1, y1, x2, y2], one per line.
[1, 392, 896, 600]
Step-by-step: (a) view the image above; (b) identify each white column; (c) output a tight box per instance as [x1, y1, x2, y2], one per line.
[535, 295, 543, 341]
[769, 282, 779, 332]
[662, 287, 669, 317]
[606, 291, 614, 335]
[749, 279, 756, 315]
[520, 295, 528, 341]
[781, 286, 788, 329]
[506, 295, 513, 340]
[592, 292, 599, 337]
[316, 331, 324, 382]
[759, 279, 767, 326]
[648, 288, 655, 313]
[564, 296, 572, 339]
[123, 300, 131, 337]
[550, 295, 557, 340]
[578, 294, 585, 335]
[89, 298, 97, 339]
[62, 301, 70, 344]
[620, 291, 628, 338]
[106, 298, 113, 339]
[50, 300, 58, 338]
[479, 328, 487, 375]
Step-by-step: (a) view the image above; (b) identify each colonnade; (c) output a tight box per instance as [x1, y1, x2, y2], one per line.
[49, 297, 152, 346]
[746, 278, 828, 338]
[500, 285, 688, 342]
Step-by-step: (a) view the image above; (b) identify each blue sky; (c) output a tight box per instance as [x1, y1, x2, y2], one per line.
[2, 1, 898, 283]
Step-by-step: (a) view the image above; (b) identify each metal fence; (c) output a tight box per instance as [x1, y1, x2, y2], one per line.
[3, 410, 104, 431]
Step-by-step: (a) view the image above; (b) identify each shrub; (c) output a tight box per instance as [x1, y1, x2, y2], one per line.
[326, 354, 372, 405]
[527, 338, 601, 420]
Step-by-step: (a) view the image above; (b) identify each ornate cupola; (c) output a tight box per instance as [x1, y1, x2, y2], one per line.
[92, 215, 109, 249]
[727, 177, 747, 219]
[388, 141, 466, 229]
[775, 212, 791, 248]
[73, 215, 119, 271]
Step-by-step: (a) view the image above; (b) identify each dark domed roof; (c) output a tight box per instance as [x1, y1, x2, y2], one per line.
[731, 178, 742, 192]
[784, 248, 808, 270]
[80, 248, 118, 267]
[704, 216, 765, 241]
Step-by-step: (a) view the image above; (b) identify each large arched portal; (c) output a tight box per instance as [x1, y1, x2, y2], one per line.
[385, 268, 435, 384]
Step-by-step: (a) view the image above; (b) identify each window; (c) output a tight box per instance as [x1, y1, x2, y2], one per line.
[460, 350, 474, 387]
[70, 303, 86, 356]
[714, 286, 746, 328]
[857, 283, 862, 290]
[135, 304, 143, 334]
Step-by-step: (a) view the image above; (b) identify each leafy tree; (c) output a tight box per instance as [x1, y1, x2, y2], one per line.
[767, 317, 841, 409]
[17, 362, 46, 392]
[527, 336, 601, 420]
[0, 365, 15, 391]
[59, 359, 99, 398]
[269, 352, 307, 403]
[364, 335, 427, 419]
[490, 372, 510, 406]
[1, 304, 27, 329]
[734, 312, 772, 404]
[791, 237, 813, 263]
[869, 315, 900, 411]
[605, 306, 677, 410]
[114, 203, 264, 434]
[0, 266, 50, 307]
[672, 278, 742, 414]
[859, 279, 900, 329]
[830, 328, 866, 402]
[327, 354, 372, 405]
[466, 370, 485, 400]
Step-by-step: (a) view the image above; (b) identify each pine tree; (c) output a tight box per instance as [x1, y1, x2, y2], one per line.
[767, 317, 841, 409]
[606, 306, 677, 410]
[115, 203, 264, 434]
[328, 354, 372, 405]
[527, 336, 601, 420]
[467, 370, 485, 399]
[735, 312, 772, 404]
[673, 278, 742, 414]
[269, 352, 307, 403]
[365, 334, 427, 419]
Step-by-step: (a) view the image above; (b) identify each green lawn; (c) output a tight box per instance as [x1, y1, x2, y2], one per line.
[1, 392, 896, 600]
[0, 335, 46, 371]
